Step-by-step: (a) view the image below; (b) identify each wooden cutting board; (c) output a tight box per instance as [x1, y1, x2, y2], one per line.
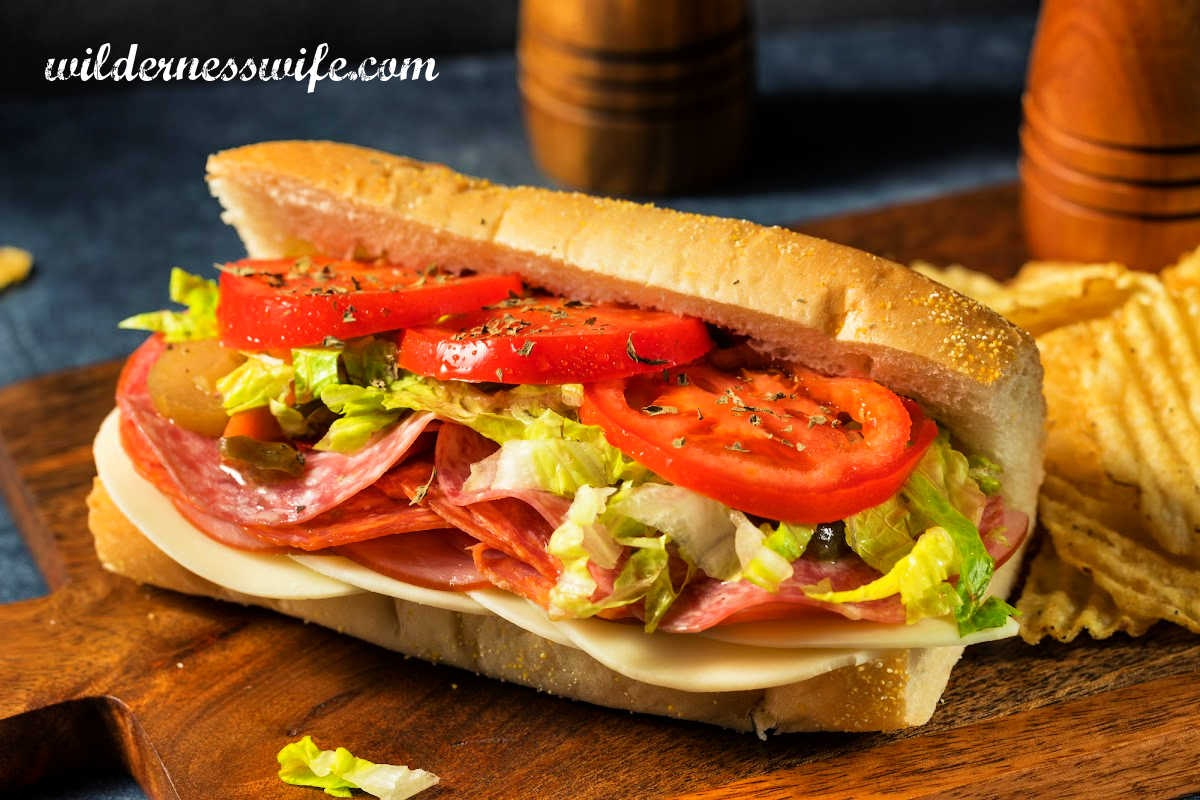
[2, 184, 1198, 799]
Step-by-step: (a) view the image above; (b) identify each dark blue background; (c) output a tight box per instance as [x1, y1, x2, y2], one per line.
[8, 17, 1152, 800]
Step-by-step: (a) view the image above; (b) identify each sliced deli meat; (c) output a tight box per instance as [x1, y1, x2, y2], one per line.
[123, 408, 445, 552]
[116, 335, 436, 526]
[338, 529, 489, 590]
[242, 487, 448, 551]
[472, 546, 556, 607]
[380, 449, 562, 580]
[980, 496, 1029, 568]
[433, 423, 572, 528]
[119, 408, 285, 552]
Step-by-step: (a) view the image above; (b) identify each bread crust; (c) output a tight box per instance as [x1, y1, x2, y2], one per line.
[205, 141, 1044, 521]
[88, 478, 961, 734]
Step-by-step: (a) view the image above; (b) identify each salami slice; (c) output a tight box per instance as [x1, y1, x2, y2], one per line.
[981, 495, 1029, 566]
[242, 488, 447, 551]
[434, 423, 572, 529]
[119, 405, 287, 552]
[338, 530, 489, 590]
[171, 497, 294, 553]
[381, 454, 561, 580]
[116, 336, 436, 526]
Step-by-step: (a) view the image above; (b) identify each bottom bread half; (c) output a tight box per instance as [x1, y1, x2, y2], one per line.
[87, 478, 963, 735]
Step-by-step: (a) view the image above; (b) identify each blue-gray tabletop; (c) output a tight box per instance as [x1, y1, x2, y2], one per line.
[0, 17, 1092, 799]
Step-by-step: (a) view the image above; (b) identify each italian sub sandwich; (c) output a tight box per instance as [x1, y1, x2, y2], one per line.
[88, 141, 1044, 735]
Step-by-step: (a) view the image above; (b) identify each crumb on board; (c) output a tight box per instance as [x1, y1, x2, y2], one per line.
[0, 246, 33, 290]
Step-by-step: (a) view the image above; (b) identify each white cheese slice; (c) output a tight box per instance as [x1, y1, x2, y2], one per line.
[699, 613, 1018, 650]
[466, 588, 881, 692]
[466, 588, 576, 647]
[291, 553, 487, 616]
[94, 410, 358, 600]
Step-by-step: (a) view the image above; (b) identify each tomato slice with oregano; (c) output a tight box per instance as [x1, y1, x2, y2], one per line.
[580, 364, 937, 523]
[396, 296, 714, 384]
[217, 257, 524, 349]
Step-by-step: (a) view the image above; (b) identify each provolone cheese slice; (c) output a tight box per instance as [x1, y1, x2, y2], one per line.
[467, 589, 575, 647]
[292, 553, 486, 615]
[94, 410, 358, 600]
[700, 614, 1019, 650]
[466, 588, 881, 692]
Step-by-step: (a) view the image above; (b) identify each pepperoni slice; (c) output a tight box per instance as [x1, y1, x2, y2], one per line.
[240, 488, 447, 551]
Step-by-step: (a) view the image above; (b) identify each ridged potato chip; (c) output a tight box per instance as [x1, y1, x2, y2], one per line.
[1041, 476, 1200, 634]
[1162, 244, 1200, 291]
[1017, 534, 1155, 644]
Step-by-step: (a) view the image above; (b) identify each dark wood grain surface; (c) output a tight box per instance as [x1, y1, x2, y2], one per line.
[2, 184, 1197, 799]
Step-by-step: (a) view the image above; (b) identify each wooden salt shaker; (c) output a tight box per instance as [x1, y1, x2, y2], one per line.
[1021, 0, 1200, 270]
[518, 0, 752, 196]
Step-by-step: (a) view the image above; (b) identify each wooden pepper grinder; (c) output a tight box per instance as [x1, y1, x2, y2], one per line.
[518, 0, 752, 196]
[1021, 0, 1200, 270]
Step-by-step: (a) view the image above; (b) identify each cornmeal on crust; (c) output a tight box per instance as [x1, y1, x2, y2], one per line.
[88, 478, 962, 734]
[205, 141, 1044, 521]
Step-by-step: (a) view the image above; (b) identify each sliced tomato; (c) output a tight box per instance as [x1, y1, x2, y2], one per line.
[396, 296, 713, 384]
[580, 365, 937, 523]
[217, 257, 524, 349]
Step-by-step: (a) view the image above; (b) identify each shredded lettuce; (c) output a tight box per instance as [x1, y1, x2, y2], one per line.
[913, 433, 990, 527]
[547, 486, 620, 617]
[118, 267, 220, 341]
[611, 484, 741, 581]
[216, 354, 293, 414]
[461, 409, 646, 497]
[277, 736, 438, 800]
[903, 471, 1016, 634]
[805, 434, 1015, 634]
[546, 484, 687, 631]
[314, 384, 402, 452]
[269, 398, 311, 438]
[546, 482, 814, 627]
[292, 347, 341, 403]
[843, 494, 917, 573]
[968, 453, 1003, 495]
[381, 371, 583, 444]
[380, 371, 648, 496]
[735, 515, 815, 592]
[342, 337, 401, 387]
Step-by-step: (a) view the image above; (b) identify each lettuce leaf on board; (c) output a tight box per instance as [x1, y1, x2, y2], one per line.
[276, 736, 439, 800]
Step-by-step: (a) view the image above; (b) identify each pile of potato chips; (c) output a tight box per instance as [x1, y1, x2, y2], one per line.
[915, 246, 1200, 644]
